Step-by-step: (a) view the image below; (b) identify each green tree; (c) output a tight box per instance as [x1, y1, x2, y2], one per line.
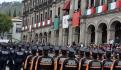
[8, 9, 11, 17]
[18, 11, 21, 16]
[0, 13, 12, 36]
[13, 9, 16, 17]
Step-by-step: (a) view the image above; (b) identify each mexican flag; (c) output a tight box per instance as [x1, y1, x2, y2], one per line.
[96, 4, 107, 13]
[109, 2, 116, 10]
[85, 7, 96, 15]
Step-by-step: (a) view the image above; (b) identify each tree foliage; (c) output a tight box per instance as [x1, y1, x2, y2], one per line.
[0, 13, 12, 34]
[13, 9, 16, 17]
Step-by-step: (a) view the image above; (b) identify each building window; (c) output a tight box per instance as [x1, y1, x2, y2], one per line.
[50, 10, 52, 18]
[16, 28, 21, 33]
[78, 0, 81, 9]
[41, 14, 42, 21]
[108, 0, 112, 3]
[91, 0, 94, 7]
[37, 15, 38, 23]
[45, 12, 47, 19]
[95, 0, 100, 7]
[86, 0, 89, 9]
[58, 7, 60, 17]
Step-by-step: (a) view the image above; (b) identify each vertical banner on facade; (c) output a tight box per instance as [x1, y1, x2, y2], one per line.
[62, 15, 70, 28]
[54, 18, 59, 30]
[109, 2, 116, 10]
[72, 11, 80, 27]
[38, 22, 40, 27]
[47, 20, 51, 25]
[96, 4, 107, 13]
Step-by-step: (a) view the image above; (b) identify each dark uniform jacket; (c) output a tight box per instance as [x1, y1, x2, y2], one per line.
[88, 59, 102, 70]
[63, 58, 79, 70]
[102, 59, 113, 70]
[113, 59, 121, 70]
[35, 55, 54, 70]
[57, 56, 67, 70]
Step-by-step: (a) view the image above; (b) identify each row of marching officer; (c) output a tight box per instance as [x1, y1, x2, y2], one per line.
[23, 45, 121, 70]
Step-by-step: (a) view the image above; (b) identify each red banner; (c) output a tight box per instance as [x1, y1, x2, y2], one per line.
[72, 11, 81, 27]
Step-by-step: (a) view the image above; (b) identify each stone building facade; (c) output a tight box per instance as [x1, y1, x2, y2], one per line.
[22, 0, 121, 46]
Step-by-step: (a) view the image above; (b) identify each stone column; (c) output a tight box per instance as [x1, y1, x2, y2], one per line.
[68, 26, 73, 45]
[58, 28, 63, 46]
[75, 0, 78, 10]
[67, 0, 75, 45]
[107, 28, 115, 44]
[50, 30, 55, 45]
[89, 0, 91, 8]
[100, 0, 102, 5]
[95, 30, 102, 45]
[80, 19, 86, 44]
[70, 0, 75, 15]
[94, 0, 96, 6]
[81, 0, 87, 15]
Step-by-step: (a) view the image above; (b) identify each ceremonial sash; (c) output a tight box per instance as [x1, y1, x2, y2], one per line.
[30, 56, 38, 70]
[35, 56, 41, 70]
[24, 55, 32, 70]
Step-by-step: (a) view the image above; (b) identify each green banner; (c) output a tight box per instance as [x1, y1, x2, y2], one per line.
[54, 18, 59, 30]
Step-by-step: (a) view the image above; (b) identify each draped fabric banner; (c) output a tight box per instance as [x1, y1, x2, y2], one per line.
[72, 11, 80, 27]
[54, 18, 59, 30]
[63, 0, 71, 10]
[85, 7, 96, 15]
[62, 15, 70, 28]
[96, 4, 107, 13]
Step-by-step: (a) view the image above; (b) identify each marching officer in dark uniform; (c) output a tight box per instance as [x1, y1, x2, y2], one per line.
[8, 44, 17, 70]
[0, 44, 10, 70]
[53, 47, 60, 59]
[88, 49, 102, 70]
[14, 45, 26, 70]
[112, 48, 121, 70]
[63, 48, 79, 70]
[35, 46, 54, 70]
[53, 47, 60, 70]
[30, 46, 43, 70]
[57, 46, 68, 70]
[98, 49, 104, 61]
[79, 47, 91, 70]
[77, 47, 85, 61]
[38, 46, 43, 56]
[24, 46, 37, 70]
[102, 50, 113, 70]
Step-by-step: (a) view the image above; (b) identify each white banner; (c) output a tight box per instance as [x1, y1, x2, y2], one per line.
[87, 9, 91, 15]
[42, 21, 45, 26]
[110, 2, 116, 10]
[62, 15, 70, 28]
[47, 20, 51, 25]
[38, 22, 41, 27]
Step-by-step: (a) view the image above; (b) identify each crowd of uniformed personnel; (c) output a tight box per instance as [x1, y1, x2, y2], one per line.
[0, 42, 121, 70]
